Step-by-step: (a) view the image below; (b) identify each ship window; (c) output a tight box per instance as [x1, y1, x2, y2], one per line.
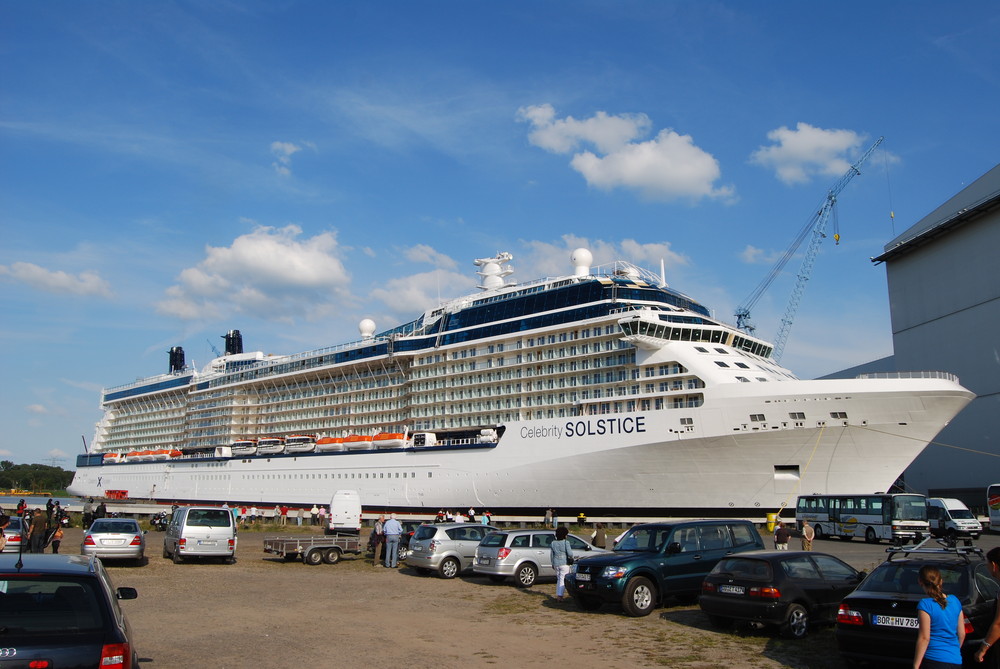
[714, 361, 729, 368]
[789, 412, 805, 420]
[735, 362, 749, 369]
[695, 346, 708, 353]
[830, 411, 848, 419]
[736, 376, 749, 383]
[715, 348, 728, 354]
[750, 414, 765, 422]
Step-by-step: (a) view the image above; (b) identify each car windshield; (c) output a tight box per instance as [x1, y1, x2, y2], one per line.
[0, 575, 107, 632]
[187, 510, 231, 527]
[857, 563, 969, 596]
[615, 526, 672, 552]
[90, 521, 139, 534]
[4, 518, 23, 531]
[712, 557, 773, 580]
[948, 508, 975, 520]
[412, 525, 438, 541]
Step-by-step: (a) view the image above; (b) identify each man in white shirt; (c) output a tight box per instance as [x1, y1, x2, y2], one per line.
[383, 514, 404, 568]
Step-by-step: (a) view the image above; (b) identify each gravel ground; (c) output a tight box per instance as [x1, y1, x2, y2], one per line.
[48, 525, 878, 669]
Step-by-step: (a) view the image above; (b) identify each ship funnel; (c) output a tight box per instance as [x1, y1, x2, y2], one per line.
[168, 346, 186, 373]
[224, 330, 243, 356]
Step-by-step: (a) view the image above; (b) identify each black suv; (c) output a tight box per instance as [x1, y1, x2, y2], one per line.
[836, 539, 999, 666]
[0, 553, 140, 667]
[568, 519, 765, 616]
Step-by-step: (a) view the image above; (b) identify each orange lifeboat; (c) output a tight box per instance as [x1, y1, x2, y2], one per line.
[373, 432, 406, 449]
[316, 437, 346, 452]
[344, 434, 373, 450]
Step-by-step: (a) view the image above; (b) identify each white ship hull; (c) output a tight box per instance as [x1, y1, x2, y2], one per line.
[69, 376, 972, 515]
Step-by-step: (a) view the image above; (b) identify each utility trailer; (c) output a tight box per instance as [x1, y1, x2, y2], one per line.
[263, 533, 362, 566]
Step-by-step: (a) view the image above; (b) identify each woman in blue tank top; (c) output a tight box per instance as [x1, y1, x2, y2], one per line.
[913, 564, 965, 669]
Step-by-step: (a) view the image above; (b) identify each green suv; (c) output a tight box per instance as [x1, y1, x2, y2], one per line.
[567, 519, 765, 616]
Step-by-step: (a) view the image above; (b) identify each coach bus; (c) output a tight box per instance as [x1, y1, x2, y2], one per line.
[795, 493, 929, 544]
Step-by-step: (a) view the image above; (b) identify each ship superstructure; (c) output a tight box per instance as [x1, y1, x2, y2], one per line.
[69, 249, 973, 515]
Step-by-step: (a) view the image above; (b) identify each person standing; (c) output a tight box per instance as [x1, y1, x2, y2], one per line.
[774, 522, 790, 550]
[27, 509, 48, 553]
[310, 504, 319, 526]
[551, 510, 559, 529]
[550, 526, 574, 601]
[82, 498, 95, 528]
[590, 522, 607, 549]
[371, 515, 386, 566]
[543, 508, 552, 528]
[249, 506, 259, 525]
[975, 546, 1000, 664]
[913, 564, 965, 669]
[383, 514, 403, 568]
[279, 505, 288, 526]
[296, 507, 304, 527]
[318, 506, 327, 529]
[800, 520, 815, 551]
[50, 525, 64, 553]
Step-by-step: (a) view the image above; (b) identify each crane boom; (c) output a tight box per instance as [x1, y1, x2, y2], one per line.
[735, 136, 884, 361]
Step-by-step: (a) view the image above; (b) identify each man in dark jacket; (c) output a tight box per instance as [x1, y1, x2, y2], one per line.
[27, 509, 48, 553]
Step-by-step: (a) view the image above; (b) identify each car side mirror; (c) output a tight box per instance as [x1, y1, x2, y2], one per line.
[116, 587, 138, 600]
[855, 570, 867, 582]
[666, 542, 682, 555]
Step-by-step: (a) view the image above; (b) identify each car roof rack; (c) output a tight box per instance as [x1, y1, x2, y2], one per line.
[885, 536, 984, 563]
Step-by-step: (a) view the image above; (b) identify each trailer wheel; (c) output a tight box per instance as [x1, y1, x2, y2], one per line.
[323, 547, 342, 564]
[305, 549, 324, 566]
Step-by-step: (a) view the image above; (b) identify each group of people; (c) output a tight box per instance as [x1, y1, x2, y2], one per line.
[772, 520, 815, 551]
[1, 499, 68, 554]
[232, 504, 325, 527]
[368, 514, 404, 568]
[434, 508, 493, 524]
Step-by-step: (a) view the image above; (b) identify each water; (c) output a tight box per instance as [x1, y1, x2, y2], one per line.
[0, 495, 79, 512]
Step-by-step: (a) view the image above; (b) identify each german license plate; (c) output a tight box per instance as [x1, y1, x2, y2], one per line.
[575, 573, 591, 581]
[103, 539, 125, 546]
[477, 557, 491, 565]
[198, 540, 217, 546]
[873, 615, 918, 628]
[718, 584, 745, 595]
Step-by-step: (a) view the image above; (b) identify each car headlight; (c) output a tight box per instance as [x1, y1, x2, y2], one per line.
[601, 565, 627, 579]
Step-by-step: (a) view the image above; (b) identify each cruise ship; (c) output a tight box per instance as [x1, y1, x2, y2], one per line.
[69, 249, 974, 516]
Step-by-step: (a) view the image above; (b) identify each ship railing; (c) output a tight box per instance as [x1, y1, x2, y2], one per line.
[857, 370, 960, 383]
[104, 367, 195, 394]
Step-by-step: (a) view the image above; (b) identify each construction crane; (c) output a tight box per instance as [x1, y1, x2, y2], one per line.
[735, 136, 884, 361]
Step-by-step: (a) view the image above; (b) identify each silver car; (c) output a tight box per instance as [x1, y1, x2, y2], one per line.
[1, 517, 26, 553]
[82, 518, 146, 564]
[473, 529, 607, 587]
[405, 523, 497, 578]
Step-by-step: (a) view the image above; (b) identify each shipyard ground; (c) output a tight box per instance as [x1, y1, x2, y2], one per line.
[75, 527, 998, 668]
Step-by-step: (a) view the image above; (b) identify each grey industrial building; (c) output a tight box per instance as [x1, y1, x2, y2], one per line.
[867, 163, 1000, 508]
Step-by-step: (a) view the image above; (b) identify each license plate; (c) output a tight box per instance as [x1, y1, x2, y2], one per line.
[103, 539, 126, 546]
[718, 584, 745, 595]
[873, 615, 918, 628]
[575, 573, 591, 581]
[198, 540, 217, 546]
[477, 557, 491, 565]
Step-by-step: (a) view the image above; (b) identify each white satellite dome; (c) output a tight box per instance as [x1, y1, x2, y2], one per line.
[571, 248, 593, 277]
[359, 318, 376, 339]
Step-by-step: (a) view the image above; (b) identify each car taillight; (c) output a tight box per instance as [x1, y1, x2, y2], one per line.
[702, 581, 716, 592]
[178, 538, 186, 548]
[227, 539, 235, 549]
[749, 586, 781, 599]
[964, 617, 975, 635]
[28, 660, 52, 668]
[99, 642, 131, 668]
[837, 603, 864, 625]
[429, 540, 440, 551]
[130, 535, 143, 546]
[84, 536, 97, 546]
[497, 547, 511, 560]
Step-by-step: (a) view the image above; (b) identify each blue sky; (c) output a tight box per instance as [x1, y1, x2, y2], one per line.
[1, 1, 998, 468]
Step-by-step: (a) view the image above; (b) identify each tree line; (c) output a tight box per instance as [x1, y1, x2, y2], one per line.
[0, 461, 73, 493]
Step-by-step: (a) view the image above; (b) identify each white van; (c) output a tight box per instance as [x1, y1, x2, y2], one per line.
[163, 506, 238, 564]
[326, 490, 362, 535]
[927, 498, 982, 542]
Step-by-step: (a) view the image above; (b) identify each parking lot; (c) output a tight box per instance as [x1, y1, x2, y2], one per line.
[64, 526, 1000, 668]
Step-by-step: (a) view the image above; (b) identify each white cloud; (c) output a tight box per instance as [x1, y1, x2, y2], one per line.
[518, 235, 689, 280]
[47, 449, 70, 460]
[517, 104, 733, 202]
[750, 123, 864, 184]
[26, 404, 48, 414]
[156, 224, 352, 322]
[403, 244, 458, 269]
[370, 269, 474, 314]
[740, 244, 785, 264]
[270, 140, 305, 176]
[0, 262, 112, 297]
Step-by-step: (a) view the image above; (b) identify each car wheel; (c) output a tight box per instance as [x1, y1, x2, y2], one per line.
[622, 576, 657, 617]
[171, 549, 183, 564]
[515, 563, 538, 588]
[439, 557, 460, 579]
[782, 603, 809, 638]
[865, 527, 878, 544]
[397, 545, 407, 562]
[576, 596, 602, 611]
[814, 525, 825, 540]
[488, 575, 506, 583]
[323, 547, 341, 564]
[707, 614, 734, 629]
[305, 549, 324, 566]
